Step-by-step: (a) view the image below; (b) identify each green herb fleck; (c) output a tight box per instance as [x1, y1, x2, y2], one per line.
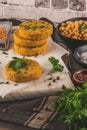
[0, 81, 10, 84]
[48, 56, 64, 73]
[35, 53, 38, 58]
[24, 66, 28, 74]
[14, 83, 18, 86]
[25, 66, 28, 71]
[24, 25, 31, 30]
[3, 52, 8, 55]
[39, 25, 44, 28]
[0, 82, 5, 84]
[32, 25, 38, 30]
[16, 71, 21, 74]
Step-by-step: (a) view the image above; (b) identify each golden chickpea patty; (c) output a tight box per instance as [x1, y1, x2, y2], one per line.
[18, 20, 53, 40]
[14, 29, 47, 47]
[14, 42, 48, 56]
[5, 57, 42, 82]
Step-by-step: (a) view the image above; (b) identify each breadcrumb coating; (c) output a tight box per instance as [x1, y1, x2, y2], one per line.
[18, 20, 53, 40]
[14, 30, 47, 47]
[14, 42, 48, 56]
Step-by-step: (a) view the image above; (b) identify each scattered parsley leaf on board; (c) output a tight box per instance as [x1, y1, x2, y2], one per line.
[48, 56, 64, 73]
[2, 51, 8, 55]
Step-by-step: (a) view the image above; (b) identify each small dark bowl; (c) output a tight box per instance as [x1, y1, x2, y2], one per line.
[73, 44, 87, 67]
[57, 17, 87, 50]
[73, 69, 87, 85]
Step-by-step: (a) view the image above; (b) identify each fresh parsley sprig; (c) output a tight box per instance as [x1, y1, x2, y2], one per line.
[9, 57, 27, 71]
[53, 83, 87, 130]
[48, 56, 64, 72]
[79, 23, 87, 33]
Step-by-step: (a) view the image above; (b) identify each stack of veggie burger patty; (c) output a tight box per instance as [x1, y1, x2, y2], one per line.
[14, 20, 53, 56]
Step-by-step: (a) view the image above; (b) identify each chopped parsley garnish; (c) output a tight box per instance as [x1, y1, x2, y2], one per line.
[79, 23, 87, 33]
[48, 56, 64, 73]
[24, 25, 31, 30]
[24, 24, 45, 30]
[32, 25, 38, 30]
[9, 57, 27, 71]
[39, 25, 44, 28]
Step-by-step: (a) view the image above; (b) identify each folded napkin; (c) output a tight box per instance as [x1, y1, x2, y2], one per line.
[0, 37, 73, 102]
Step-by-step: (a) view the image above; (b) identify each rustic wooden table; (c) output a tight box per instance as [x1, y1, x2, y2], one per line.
[0, 121, 33, 130]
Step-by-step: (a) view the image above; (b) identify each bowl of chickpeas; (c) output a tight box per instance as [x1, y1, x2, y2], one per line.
[57, 17, 87, 50]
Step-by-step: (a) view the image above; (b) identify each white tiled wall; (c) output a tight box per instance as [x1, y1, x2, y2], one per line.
[4, 5, 37, 19]
[0, 0, 87, 22]
[0, 5, 3, 17]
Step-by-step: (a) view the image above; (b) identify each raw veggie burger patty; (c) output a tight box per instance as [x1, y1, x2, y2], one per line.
[18, 20, 53, 40]
[14, 42, 48, 56]
[14, 30, 47, 47]
[5, 58, 42, 82]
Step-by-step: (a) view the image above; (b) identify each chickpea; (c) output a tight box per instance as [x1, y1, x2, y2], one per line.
[84, 34, 87, 37]
[63, 31, 68, 35]
[81, 31, 85, 35]
[65, 27, 70, 31]
[68, 29, 72, 33]
[59, 26, 65, 31]
[61, 22, 66, 27]
[66, 34, 72, 38]
[66, 21, 71, 25]
[84, 30, 87, 33]
[84, 21, 87, 24]
[78, 20, 83, 24]
[73, 35, 78, 39]
[77, 36, 81, 40]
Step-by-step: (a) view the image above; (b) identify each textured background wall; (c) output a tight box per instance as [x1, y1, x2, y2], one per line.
[0, 0, 87, 22]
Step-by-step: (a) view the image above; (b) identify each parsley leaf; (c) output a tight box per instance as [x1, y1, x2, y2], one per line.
[48, 56, 64, 72]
